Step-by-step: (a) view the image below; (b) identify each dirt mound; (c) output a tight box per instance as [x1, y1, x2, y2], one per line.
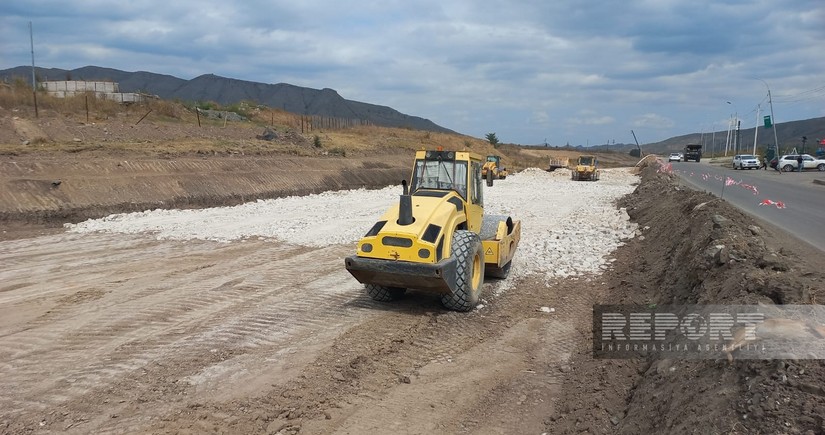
[619, 166, 818, 306]
[547, 163, 825, 434]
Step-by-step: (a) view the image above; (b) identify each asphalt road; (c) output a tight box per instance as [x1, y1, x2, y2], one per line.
[669, 160, 825, 252]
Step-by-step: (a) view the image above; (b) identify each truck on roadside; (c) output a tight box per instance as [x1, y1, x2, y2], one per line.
[683, 144, 702, 162]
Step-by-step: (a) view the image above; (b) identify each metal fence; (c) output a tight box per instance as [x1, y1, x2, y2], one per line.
[297, 114, 372, 133]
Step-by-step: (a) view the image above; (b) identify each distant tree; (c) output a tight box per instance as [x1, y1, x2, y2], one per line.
[629, 149, 641, 158]
[485, 132, 500, 146]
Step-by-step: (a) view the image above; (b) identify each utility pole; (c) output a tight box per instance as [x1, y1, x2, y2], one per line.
[29, 21, 38, 118]
[725, 101, 740, 156]
[711, 123, 716, 158]
[768, 87, 779, 154]
[725, 115, 732, 156]
[753, 104, 761, 155]
[735, 119, 741, 154]
[758, 80, 780, 154]
[29, 22, 36, 91]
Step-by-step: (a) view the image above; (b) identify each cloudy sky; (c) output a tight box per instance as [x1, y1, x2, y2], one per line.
[1, 1, 824, 145]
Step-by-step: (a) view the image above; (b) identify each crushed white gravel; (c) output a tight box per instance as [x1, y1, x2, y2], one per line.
[67, 187, 398, 247]
[67, 167, 639, 283]
[485, 168, 639, 289]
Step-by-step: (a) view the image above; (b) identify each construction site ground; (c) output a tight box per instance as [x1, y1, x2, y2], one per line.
[2, 108, 824, 434]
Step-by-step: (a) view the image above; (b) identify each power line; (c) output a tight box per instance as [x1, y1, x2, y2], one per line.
[772, 85, 825, 103]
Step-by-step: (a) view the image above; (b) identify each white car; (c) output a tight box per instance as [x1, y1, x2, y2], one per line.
[777, 154, 825, 172]
[732, 154, 760, 170]
[668, 152, 681, 162]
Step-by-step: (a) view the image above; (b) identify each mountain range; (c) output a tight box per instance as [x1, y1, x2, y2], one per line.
[2, 65, 822, 152]
[0, 65, 455, 134]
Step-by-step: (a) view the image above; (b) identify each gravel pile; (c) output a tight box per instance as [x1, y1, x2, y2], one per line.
[67, 167, 639, 281]
[485, 168, 638, 287]
[67, 187, 399, 246]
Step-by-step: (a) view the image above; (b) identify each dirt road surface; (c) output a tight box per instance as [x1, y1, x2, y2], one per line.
[1, 169, 637, 434]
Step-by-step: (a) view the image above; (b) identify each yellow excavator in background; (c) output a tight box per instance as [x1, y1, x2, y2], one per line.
[571, 155, 600, 181]
[345, 148, 521, 311]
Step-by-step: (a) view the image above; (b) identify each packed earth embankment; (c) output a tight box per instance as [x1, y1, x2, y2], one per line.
[0, 154, 409, 225]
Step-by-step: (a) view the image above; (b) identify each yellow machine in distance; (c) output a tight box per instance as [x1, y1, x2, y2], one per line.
[481, 155, 508, 184]
[345, 148, 521, 311]
[571, 155, 600, 181]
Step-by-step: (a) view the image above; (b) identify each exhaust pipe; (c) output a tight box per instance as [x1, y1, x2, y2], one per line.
[398, 179, 414, 225]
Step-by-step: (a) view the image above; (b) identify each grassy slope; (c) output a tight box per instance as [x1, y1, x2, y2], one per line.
[0, 83, 637, 170]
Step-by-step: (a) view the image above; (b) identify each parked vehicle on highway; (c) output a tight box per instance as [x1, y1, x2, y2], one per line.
[732, 154, 761, 170]
[777, 154, 825, 172]
[668, 152, 681, 162]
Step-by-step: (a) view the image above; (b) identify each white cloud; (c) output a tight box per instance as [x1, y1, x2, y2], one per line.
[633, 113, 675, 129]
[530, 111, 551, 126]
[565, 110, 616, 126]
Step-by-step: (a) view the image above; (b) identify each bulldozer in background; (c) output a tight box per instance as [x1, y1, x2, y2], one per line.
[481, 155, 508, 183]
[345, 148, 521, 312]
[571, 155, 600, 181]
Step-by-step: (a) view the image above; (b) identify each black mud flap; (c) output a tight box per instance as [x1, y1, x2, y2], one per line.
[345, 255, 457, 294]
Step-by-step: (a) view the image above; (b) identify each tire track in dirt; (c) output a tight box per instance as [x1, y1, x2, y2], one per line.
[0, 233, 392, 427]
[313, 275, 604, 434]
[164, 272, 604, 434]
[396, 277, 601, 434]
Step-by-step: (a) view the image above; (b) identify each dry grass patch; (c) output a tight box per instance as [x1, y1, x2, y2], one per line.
[0, 84, 636, 168]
